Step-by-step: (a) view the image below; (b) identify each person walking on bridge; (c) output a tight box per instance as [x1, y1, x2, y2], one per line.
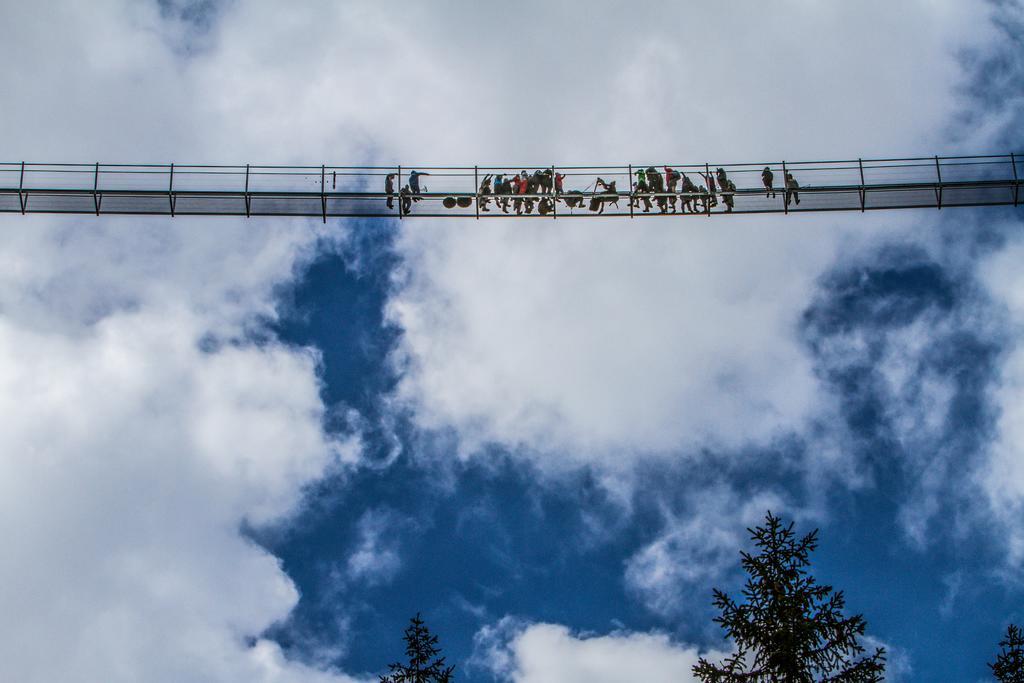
[785, 172, 800, 208]
[700, 170, 718, 208]
[632, 167, 651, 212]
[385, 173, 396, 209]
[409, 170, 429, 202]
[722, 178, 736, 212]
[513, 171, 528, 214]
[761, 166, 776, 198]
[715, 167, 730, 196]
[647, 166, 667, 213]
[680, 173, 699, 213]
[665, 166, 680, 212]
[478, 174, 493, 212]
[495, 174, 511, 213]
[591, 177, 618, 214]
[400, 184, 412, 215]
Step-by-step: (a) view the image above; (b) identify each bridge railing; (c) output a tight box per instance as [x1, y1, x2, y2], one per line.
[0, 154, 1019, 218]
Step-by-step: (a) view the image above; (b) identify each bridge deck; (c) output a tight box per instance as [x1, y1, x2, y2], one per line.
[0, 155, 1020, 220]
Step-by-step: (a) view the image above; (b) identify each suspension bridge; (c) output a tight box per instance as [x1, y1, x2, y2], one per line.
[1, 154, 1020, 221]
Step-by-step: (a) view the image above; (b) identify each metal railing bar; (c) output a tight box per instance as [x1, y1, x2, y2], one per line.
[2, 194, 1015, 216]
[1, 179, 1016, 198]
[6, 198, 1018, 219]
[0, 162, 1011, 178]
[2, 153, 1021, 171]
[628, 164, 634, 219]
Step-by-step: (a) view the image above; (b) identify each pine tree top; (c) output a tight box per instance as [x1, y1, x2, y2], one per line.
[693, 511, 886, 683]
[380, 613, 454, 683]
[990, 624, 1024, 683]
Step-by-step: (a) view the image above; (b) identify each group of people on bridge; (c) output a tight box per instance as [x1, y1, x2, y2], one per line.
[384, 166, 802, 215]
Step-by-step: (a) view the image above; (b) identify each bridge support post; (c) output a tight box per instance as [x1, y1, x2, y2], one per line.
[321, 165, 327, 224]
[397, 165, 402, 219]
[93, 162, 101, 215]
[705, 162, 712, 217]
[858, 158, 866, 212]
[1012, 152, 1019, 207]
[935, 155, 943, 210]
[169, 163, 175, 217]
[551, 166, 557, 220]
[18, 161, 25, 214]
[244, 164, 251, 217]
[782, 161, 788, 215]
[474, 165, 479, 220]
[628, 164, 634, 219]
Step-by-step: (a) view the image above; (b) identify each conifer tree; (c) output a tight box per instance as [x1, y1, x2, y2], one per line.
[693, 511, 886, 682]
[380, 613, 454, 683]
[990, 624, 1024, 682]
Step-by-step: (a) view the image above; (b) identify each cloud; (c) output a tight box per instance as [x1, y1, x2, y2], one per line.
[384, 0, 998, 469]
[801, 242, 1005, 549]
[345, 508, 410, 586]
[0, 233, 364, 681]
[0, 2, 378, 679]
[389, 220, 837, 463]
[472, 617, 722, 683]
[862, 636, 913, 682]
[936, 2, 1024, 573]
[624, 486, 787, 617]
[978, 234, 1024, 567]
[788, 1, 1024, 565]
[0, 0, 1018, 680]
[472, 617, 906, 683]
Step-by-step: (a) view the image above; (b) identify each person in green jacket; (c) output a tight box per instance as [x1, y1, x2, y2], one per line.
[632, 167, 652, 212]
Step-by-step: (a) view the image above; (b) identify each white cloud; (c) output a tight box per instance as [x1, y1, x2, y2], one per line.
[0, 2, 378, 680]
[472, 617, 723, 683]
[978, 234, 1024, 566]
[862, 636, 914, 682]
[624, 486, 787, 617]
[390, 219, 839, 463]
[473, 617, 902, 683]
[0, 256, 363, 682]
[345, 508, 407, 586]
[383, 0, 998, 467]
[0, 0, 1015, 680]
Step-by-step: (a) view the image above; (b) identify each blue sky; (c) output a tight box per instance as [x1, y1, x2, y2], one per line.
[2, 2, 1024, 682]
[254, 210, 1023, 681]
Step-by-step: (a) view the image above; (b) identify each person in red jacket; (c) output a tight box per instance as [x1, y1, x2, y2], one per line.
[664, 166, 680, 212]
[513, 171, 528, 214]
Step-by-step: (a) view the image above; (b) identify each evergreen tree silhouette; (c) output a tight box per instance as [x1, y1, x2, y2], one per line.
[380, 613, 454, 683]
[990, 624, 1024, 682]
[693, 511, 885, 682]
